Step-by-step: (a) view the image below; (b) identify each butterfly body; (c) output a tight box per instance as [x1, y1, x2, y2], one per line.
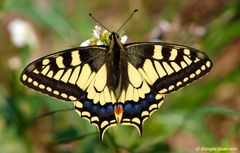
[107, 32, 123, 91]
[20, 31, 212, 140]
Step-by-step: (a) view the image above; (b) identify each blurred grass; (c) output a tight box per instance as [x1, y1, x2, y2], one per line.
[0, 0, 240, 153]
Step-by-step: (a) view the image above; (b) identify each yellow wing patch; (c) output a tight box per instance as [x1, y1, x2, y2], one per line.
[124, 62, 151, 103]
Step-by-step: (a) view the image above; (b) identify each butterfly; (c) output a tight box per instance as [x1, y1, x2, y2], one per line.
[20, 11, 213, 141]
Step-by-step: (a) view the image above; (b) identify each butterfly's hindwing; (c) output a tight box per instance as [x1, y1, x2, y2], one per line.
[125, 42, 213, 94]
[118, 62, 165, 135]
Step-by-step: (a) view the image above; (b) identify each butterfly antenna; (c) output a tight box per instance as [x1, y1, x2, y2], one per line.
[116, 9, 138, 33]
[89, 13, 112, 32]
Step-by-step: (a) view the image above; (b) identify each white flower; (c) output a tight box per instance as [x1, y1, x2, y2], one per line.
[8, 19, 38, 48]
[80, 39, 91, 47]
[120, 35, 128, 43]
[80, 25, 128, 47]
[93, 25, 102, 39]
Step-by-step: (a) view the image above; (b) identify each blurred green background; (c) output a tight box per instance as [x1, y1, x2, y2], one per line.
[0, 0, 240, 153]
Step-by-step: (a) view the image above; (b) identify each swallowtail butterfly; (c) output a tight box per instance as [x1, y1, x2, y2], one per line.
[20, 10, 213, 140]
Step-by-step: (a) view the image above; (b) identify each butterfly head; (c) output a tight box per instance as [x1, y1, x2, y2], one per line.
[108, 32, 124, 50]
[108, 32, 120, 40]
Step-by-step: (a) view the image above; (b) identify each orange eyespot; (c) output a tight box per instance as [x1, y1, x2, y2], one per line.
[114, 104, 123, 115]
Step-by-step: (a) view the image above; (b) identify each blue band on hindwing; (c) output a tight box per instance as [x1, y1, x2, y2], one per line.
[77, 93, 115, 118]
[123, 93, 155, 117]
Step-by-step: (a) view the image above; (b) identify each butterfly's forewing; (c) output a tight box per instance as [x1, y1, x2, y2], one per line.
[120, 42, 213, 133]
[20, 46, 117, 139]
[125, 42, 213, 94]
